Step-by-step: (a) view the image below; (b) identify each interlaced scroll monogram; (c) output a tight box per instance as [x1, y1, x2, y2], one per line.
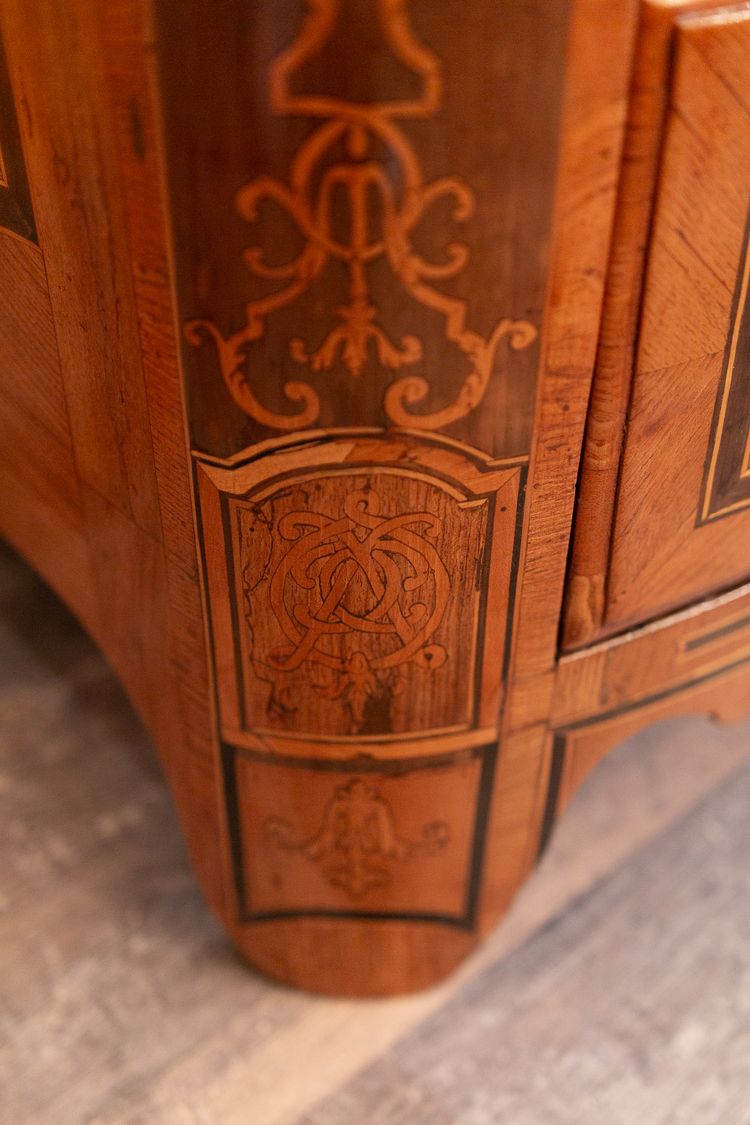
[265, 777, 449, 896]
[252, 487, 450, 729]
[185, 0, 536, 432]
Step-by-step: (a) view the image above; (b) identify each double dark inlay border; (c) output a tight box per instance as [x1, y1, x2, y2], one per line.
[0, 30, 36, 243]
[699, 205, 750, 524]
[221, 739, 499, 928]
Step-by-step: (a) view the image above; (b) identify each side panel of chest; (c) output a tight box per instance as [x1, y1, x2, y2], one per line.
[564, 3, 750, 647]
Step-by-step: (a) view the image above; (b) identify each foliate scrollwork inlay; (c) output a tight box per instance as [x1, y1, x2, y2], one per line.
[264, 777, 450, 897]
[185, 0, 536, 432]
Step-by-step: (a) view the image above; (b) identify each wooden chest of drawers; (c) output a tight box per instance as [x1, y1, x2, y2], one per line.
[1, 0, 749, 995]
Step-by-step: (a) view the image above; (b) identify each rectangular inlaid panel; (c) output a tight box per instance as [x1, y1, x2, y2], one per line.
[0, 28, 36, 242]
[225, 747, 492, 923]
[602, 8, 750, 633]
[196, 434, 523, 753]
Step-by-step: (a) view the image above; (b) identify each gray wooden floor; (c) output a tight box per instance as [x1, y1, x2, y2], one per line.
[2, 539, 750, 1125]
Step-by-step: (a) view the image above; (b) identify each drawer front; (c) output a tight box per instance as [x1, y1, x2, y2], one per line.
[564, 2, 750, 647]
[549, 579, 750, 835]
[555, 581, 750, 728]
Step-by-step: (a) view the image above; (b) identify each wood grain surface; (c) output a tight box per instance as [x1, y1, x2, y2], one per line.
[565, 1, 750, 647]
[2, 0, 750, 997]
[3, 541, 750, 1125]
[605, 3, 750, 633]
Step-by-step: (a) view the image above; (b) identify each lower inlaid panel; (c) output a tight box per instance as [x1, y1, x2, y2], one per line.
[224, 745, 495, 924]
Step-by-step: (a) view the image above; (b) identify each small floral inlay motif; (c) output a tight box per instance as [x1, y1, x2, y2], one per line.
[264, 777, 450, 896]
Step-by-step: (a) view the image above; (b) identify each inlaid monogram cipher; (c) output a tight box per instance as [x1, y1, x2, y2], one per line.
[243, 487, 450, 731]
[232, 467, 489, 740]
[184, 0, 536, 432]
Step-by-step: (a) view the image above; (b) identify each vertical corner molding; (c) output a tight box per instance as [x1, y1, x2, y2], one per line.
[153, 0, 570, 928]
